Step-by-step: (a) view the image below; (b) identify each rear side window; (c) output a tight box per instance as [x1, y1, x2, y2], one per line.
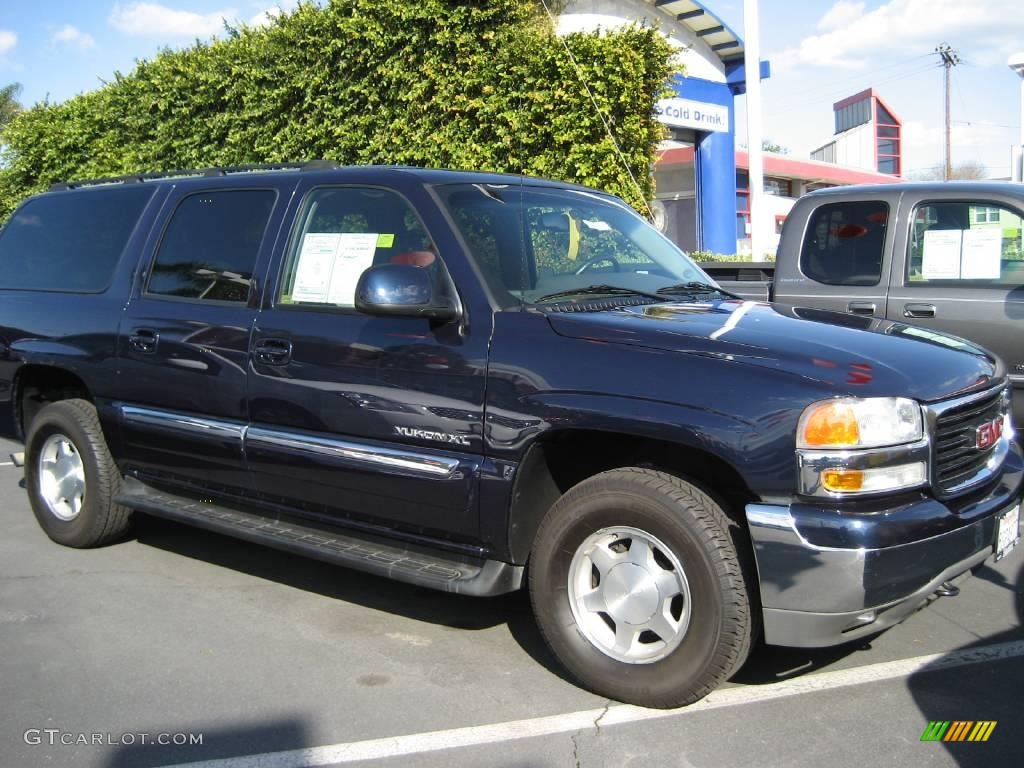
[907, 201, 1024, 287]
[0, 186, 155, 292]
[147, 189, 276, 302]
[800, 201, 889, 286]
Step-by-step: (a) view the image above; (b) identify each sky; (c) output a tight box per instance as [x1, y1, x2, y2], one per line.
[1, 0, 1023, 178]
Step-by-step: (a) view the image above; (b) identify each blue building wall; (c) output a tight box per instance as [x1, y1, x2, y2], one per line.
[669, 75, 738, 254]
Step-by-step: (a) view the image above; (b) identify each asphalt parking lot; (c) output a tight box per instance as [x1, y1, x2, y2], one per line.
[1, 434, 1023, 768]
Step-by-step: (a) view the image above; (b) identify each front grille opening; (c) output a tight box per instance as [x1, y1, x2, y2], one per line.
[933, 389, 1005, 495]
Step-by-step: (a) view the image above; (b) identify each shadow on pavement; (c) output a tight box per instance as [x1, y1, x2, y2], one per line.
[906, 556, 1024, 767]
[132, 514, 574, 686]
[103, 717, 308, 768]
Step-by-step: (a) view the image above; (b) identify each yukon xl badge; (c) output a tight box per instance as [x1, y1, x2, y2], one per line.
[395, 426, 471, 447]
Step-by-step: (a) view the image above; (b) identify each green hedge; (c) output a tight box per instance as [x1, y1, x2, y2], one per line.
[0, 0, 673, 221]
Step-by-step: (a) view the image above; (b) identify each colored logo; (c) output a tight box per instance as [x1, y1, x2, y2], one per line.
[921, 721, 997, 742]
[976, 417, 1003, 450]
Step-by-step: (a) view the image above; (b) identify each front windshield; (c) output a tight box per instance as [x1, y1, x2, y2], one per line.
[436, 183, 712, 306]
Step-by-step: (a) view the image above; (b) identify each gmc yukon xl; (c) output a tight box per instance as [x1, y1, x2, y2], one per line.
[0, 163, 1020, 708]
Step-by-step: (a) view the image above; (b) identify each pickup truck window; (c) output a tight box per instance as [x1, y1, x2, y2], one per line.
[0, 186, 154, 293]
[437, 183, 708, 305]
[147, 189, 275, 302]
[907, 201, 1024, 286]
[799, 200, 888, 287]
[277, 186, 439, 310]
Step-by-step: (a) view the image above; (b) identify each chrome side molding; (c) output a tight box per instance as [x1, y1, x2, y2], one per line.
[246, 427, 461, 479]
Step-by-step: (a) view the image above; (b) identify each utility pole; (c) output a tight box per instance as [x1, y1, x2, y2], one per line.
[936, 43, 961, 181]
[743, 0, 764, 259]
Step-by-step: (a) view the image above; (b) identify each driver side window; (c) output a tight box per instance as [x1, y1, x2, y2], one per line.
[278, 187, 441, 310]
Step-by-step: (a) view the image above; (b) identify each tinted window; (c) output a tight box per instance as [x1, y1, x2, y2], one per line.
[277, 187, 438, 310]
[0, 186, 154, 292]
[147, 190, 275, 302]
[907, 201, 1024, 287]
[800, 201, 889, 286]
[438, 183, 709, 306]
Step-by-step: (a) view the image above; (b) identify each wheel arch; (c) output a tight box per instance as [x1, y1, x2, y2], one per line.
[506, 427, 758, 565]
[14, 364, 93, 440]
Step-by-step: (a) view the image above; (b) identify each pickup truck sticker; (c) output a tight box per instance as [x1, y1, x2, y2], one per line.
[922, 229, 962, 279]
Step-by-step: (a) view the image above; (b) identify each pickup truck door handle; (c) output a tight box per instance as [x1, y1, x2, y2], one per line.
[903, 303, 936, 319]
[129, 328, 159, 354]
[847, 301, 876, 315]
[252, 338, 292, 366]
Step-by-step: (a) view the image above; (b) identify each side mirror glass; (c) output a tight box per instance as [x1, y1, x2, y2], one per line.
[354, 264, 459, 323]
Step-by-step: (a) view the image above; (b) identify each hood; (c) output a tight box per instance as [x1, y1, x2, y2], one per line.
[545, 299, 1002, 403]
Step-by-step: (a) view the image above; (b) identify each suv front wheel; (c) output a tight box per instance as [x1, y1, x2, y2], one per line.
[529, 468, 753, 708]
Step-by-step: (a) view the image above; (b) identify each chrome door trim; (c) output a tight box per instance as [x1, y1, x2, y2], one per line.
[120, 405, 246, 441]
[245, 426, 460, 479]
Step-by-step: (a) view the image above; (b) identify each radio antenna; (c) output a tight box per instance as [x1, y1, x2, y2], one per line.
[536, 0, 655, 219]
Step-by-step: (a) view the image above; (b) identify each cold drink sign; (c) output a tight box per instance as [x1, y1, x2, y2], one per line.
[655, 98, 729, 133]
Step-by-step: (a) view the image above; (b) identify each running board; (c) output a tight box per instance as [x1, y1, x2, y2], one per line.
[114, 479, 522, 596]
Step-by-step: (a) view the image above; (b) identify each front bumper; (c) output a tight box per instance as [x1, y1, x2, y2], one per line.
[747, 439, 1023, 648]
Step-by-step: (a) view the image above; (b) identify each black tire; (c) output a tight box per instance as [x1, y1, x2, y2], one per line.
[529, 467, 752, 709]
[25, 399, 132, 548]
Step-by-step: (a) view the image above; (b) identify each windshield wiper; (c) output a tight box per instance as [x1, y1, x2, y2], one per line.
[657, 281, 743, 300]
[534, 284, 667, 304]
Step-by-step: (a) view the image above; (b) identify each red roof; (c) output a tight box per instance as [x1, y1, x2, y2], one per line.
[656, 146, 899, 186]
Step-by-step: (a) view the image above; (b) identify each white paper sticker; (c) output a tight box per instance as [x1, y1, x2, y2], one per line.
[327, 233, 379, 305]
[290, 232, 377, 305]
[292, 233, 342, 302]
[960, 228, 1002, 280]
[922, 229, 962, 279]
[582, 219, 612, 232]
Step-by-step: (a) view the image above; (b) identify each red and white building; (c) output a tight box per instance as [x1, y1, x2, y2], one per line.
[652, 88, 904, 256]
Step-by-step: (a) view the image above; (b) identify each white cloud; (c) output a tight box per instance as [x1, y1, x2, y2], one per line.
[52, 25, 96, 49]
[248, 1, 299, 28]
[109, 2, 238, 38]
[0, 29, 16, 56]
[774, 0, 1024, 71]
[901, 119, 1012, 176]
[817, 1, 866, 32]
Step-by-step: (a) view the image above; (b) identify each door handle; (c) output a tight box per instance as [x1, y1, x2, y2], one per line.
[847, 301, 877, 315]
[252, 338, 292, 366]
[903, 303, 936, 319]
[129, 328, 159, 354]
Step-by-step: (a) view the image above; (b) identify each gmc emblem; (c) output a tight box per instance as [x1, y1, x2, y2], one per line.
[976, 417, 1004, 450]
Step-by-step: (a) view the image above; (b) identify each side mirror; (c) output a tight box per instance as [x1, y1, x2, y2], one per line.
[354, 264, 459, 323]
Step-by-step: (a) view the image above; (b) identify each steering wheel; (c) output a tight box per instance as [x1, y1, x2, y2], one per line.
[574, 255, 621, 275]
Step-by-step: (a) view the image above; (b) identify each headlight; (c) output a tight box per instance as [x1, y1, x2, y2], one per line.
[797, 397, 923, 450]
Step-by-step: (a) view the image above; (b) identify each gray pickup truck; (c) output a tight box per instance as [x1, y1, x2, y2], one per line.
[704, 182, 1024, 425]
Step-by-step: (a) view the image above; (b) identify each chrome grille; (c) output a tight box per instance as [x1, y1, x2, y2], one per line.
[931, 387, 1007, 497]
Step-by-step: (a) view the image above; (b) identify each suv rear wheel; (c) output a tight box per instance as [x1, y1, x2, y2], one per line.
[25, 399, 132, 548]
[529, 468, 752, 708]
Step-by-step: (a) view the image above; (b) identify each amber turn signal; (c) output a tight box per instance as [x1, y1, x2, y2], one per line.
[801, 402, 860, 448]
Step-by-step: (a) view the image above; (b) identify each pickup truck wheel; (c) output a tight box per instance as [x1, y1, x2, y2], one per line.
[529, 468, 751, 708]
[25, 399, 132, 548]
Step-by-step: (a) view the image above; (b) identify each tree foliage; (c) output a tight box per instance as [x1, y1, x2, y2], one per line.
[0, 0, 673, 220]
[911, 160, 989, 181]
[0, 82, 22, 132]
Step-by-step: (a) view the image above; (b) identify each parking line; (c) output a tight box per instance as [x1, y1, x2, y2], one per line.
[166, 639, 1024, 768]
[0, 461, 14, 466]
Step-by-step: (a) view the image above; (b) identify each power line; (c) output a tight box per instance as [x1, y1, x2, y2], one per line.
[770, 54, 937, 110]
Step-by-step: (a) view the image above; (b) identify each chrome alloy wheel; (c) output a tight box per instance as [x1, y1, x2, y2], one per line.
[568, 526, 692, 664]
[38, 433, 86, 521]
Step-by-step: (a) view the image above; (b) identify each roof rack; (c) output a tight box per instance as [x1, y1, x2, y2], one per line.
[48, 159, 340, 191]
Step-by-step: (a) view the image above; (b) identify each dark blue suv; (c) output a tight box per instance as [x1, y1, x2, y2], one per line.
[0, 163, 1020, 708]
